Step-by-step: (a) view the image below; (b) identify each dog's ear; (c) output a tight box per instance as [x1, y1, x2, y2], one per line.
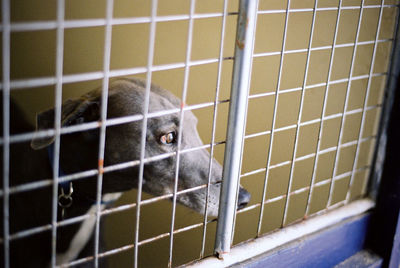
[31, 98, 100, 150]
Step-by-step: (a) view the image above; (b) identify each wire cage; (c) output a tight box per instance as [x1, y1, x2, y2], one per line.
[1, 0, 399, 267]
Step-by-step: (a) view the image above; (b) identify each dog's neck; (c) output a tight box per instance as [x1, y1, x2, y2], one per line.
[46, 144, 70, 195]
[47, 141, 117, 218]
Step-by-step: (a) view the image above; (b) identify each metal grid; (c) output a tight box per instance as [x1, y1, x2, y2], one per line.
[1, 0, 398, 267]
[234, 0, 396, 243]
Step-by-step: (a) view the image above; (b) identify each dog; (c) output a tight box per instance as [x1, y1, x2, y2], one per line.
[0, 78, 251, 267]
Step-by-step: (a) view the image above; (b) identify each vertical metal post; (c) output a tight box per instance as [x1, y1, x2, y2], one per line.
[50, 0, 65, 266]
[94, 0, 113, 267]
[214, 0, 257, 258]
[345, 0, 384, 205]
[200, 0, 229, 259]
[327, 0, 365, 207]
[2, 0, 10, 267]
[133, 1, 158, 267]
[305, 0, 343, 216]
[282, 0, 318, 226]
[256, 0, 290, 235]
[168, 0, 195, 266]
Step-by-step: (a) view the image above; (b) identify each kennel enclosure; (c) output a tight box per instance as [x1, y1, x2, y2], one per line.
[2, 0, 400, 267]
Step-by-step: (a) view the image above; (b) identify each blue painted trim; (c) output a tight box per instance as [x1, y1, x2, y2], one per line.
[389, 211, 400, 268]
[239, 214, 371, 268]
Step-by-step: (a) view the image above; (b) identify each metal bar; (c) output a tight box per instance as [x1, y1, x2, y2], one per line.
[93, 0, 114, 267]
[0, 137, 373, 240]
[257, 4, 397, 14]
[0, 77, 386, 145]
[168, 0, 196, 266]
[2, 0, 11, 267]
[200, 0, 229, 259]
[282, 0, 318, 226]
[230, 0, 259, 245]
[1, 38, 391, 91]
[3, 13, 238, 32]
[0, 104, 379, 199]
[305, 0, 343, 216]
[55, 218, 217, 268]
[345, 0, 385, 204]
[50, 0, 65, 266]
[133, 0, 158, 267]
[2, 163, 370, 246]
[231, 1, 259, 245]
[1, 4, 396, 33]
[214, 0, 258, 258]
[253, 39, 392, 58]
[256, 0, 291, 236]
[0, 72, 387, 146]
[327, 0, 365, 207]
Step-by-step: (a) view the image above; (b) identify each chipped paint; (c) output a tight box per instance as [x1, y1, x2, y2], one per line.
[98, 159, 104, 174]
[236, 39, 245, 50]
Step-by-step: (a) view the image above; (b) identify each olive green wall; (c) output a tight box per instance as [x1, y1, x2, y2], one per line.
[8, 0, 397, 267]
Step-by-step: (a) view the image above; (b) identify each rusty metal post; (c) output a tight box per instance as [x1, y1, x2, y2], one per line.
[214, 0, 258, 259]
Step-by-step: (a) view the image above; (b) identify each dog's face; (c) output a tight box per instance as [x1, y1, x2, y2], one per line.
[31, 78, 250, 217]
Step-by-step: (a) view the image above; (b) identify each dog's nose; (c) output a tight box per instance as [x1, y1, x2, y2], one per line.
[237, 188, 251, 210]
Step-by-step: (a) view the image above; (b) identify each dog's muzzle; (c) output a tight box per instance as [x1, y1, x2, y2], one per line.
[237, 188, 251, 210]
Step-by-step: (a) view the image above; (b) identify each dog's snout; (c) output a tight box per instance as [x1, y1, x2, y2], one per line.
[237, 188, 251, 210]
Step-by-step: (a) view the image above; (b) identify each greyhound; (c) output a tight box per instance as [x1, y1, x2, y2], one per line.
[1, 78, 250, 267]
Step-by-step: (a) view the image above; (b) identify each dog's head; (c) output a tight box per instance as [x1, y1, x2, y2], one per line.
[31, 78, 250, 217]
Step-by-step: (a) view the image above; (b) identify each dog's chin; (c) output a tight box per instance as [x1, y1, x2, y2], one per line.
[175, 194, 220, 218]
[191, 205, 219, 218]
[204, 207, 219, 218]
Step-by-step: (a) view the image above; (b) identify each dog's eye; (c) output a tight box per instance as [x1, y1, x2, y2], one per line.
[160, 132, 176, 145]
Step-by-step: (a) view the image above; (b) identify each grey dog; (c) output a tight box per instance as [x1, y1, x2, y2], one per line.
[4, 78, 250, 267]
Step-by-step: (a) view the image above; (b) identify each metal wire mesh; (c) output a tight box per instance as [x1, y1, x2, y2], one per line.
[1, 0, 399, 267]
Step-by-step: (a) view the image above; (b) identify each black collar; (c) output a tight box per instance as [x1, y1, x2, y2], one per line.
[47, 145, 70, 193]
